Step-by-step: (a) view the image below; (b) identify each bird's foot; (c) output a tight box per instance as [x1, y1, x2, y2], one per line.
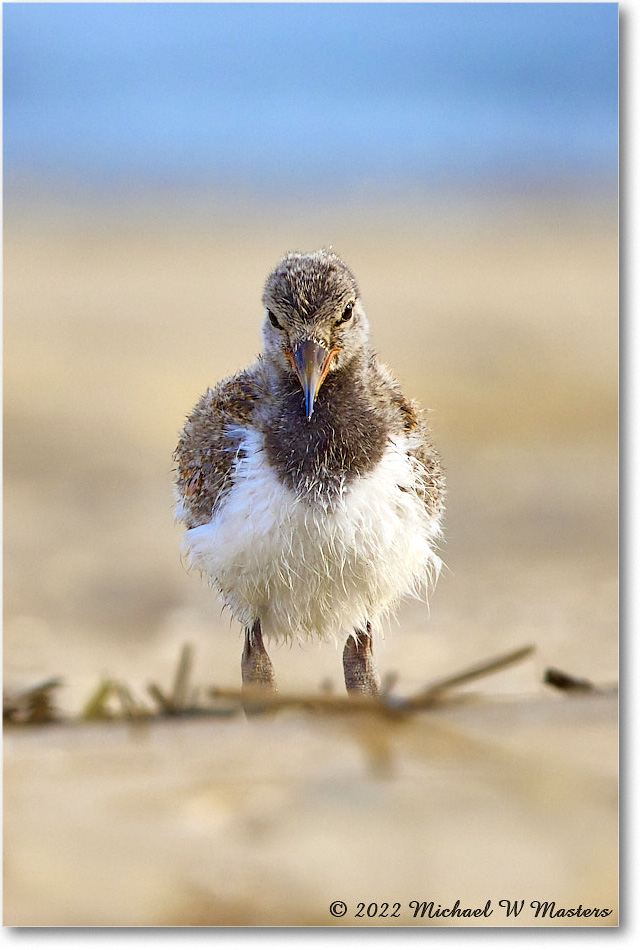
[242, 620, 277, 715]
[343, 623, 380, 697]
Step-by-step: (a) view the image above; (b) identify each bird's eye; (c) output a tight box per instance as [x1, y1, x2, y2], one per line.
[338, 302, 354, 324]
[267, 310, 281, 329]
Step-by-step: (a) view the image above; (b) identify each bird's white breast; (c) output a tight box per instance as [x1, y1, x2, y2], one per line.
[178, 428, 442, 643]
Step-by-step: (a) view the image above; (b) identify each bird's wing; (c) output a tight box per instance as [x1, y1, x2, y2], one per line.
[174, 365, 262, 528]
[372, 358, 446, 521]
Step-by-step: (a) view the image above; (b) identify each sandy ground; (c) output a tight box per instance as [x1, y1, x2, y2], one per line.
[3, 192, 618, 926]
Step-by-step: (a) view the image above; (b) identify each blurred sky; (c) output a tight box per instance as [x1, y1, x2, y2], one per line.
[3, 2, 619, 196]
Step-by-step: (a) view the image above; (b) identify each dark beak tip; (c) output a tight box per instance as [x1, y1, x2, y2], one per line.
[292, 338, 336, 422]
[305, 397, 315, 421]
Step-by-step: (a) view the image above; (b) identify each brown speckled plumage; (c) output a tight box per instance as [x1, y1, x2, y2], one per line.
[174, 368, 263, 528]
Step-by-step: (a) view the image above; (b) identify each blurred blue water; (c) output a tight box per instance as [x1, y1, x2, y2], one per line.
[3, 2, 618, 194]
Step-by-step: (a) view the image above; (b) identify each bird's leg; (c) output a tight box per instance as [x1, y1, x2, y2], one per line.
[242, 620, 276, 701]
[343, 622, 380, 697]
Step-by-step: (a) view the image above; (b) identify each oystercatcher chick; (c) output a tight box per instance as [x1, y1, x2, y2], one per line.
[174, 249, 445, 699]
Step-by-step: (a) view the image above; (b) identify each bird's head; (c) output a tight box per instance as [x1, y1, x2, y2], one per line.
[261, 249, 369, 420]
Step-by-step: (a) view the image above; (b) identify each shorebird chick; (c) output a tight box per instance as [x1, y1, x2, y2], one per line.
[174, 249, 445, 699]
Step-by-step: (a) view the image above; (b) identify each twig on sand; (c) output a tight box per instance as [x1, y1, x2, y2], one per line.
[146, 644, 195, 715]
[7, 642, 544, 726]
[83, 679, 153, 720]
[146, 682, 177, 715]
[171, 643, 193, 709]
[543, 667, 609, 694]
[3, 678, 63, 725]
[402, 645, 536, 710]
[82, 679, 117, 720]
[208, 644, 537, 720]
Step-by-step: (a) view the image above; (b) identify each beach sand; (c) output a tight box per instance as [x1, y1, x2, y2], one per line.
[3, 193, 618, 926]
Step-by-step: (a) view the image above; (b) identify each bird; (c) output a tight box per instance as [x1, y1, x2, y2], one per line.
[174, 249, 445, 700]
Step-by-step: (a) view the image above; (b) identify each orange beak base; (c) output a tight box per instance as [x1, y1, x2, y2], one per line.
[286, 340, 339, 420]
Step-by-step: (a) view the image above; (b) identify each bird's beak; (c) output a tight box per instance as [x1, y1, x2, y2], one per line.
[286, 339, 340, 420]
